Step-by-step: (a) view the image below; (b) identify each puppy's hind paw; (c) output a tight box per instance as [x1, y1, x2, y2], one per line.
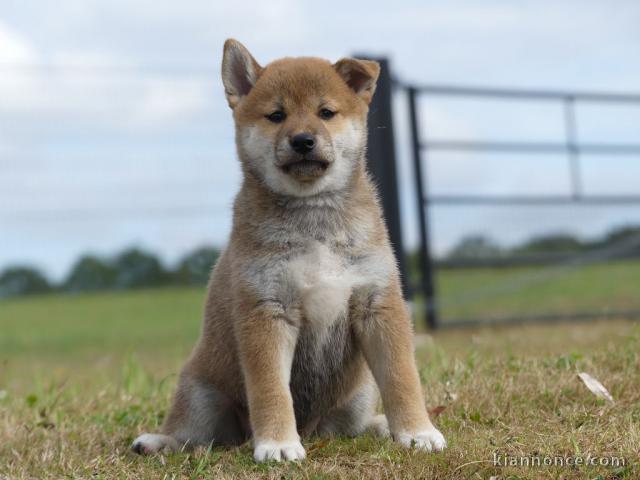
[395, 427, 446, 452]
[367, 414, 391, 438]
[253, 440, 306, 462]
[131, 433, 180, 455]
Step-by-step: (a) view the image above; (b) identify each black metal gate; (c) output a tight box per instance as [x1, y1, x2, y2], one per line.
[402, 83, 640, 329]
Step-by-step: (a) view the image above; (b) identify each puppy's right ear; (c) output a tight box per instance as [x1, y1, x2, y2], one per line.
[221, 39, 262, 109]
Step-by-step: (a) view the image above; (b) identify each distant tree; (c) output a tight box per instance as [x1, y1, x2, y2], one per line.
[63, 255, 116, 292]
[172, 247, 220, 286]
[447, 235, 502, 259]
[600, 226, 640, 246]
[590, 226, 640, 256]
[513, 234, 584, 255]
[0, 267, 51, 298]
[113, 248, 168, 289]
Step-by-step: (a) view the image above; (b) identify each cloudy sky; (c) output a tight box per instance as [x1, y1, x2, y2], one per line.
[1, 0, 640, 280]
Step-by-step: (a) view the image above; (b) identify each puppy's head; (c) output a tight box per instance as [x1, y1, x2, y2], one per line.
[222, 39, 379, 197]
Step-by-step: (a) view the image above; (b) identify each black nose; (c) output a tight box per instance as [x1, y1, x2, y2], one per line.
[290, 133, 316, 154]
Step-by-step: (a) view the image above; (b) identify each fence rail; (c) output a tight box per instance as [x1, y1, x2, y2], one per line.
[395, 81, 640, 102]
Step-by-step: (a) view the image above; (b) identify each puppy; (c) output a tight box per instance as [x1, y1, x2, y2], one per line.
[132, 39, 445, 463]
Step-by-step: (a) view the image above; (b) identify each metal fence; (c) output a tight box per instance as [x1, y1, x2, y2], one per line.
[365, 58, 640, 329]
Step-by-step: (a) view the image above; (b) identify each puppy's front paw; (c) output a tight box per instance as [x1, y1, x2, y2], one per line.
[395, 428, 446, 452]
[253, 439, 306, 462]
[131, 433, 179, 455]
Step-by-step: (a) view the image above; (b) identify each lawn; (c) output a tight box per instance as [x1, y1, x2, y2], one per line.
[1, 287, 639, 479]
[436, 259, 640, 323]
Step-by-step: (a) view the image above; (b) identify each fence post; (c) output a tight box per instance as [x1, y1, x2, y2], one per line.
[356, 56, 410, 299]
[407, 87, 438, 329]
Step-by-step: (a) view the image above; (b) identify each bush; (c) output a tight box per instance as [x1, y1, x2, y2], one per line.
[513, 234, 584, 255]
[447, 235, 502, 259]
[0, 267, 51, 298]
[64, 255, 117, 292]
[172, 247, 220, 286]
[113, 248, 168, 289]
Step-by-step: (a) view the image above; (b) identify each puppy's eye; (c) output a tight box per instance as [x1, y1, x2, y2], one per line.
[266, 111, 286, 123]
[319, 108, 336, 120]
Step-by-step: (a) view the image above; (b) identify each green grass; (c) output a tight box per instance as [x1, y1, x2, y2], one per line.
[0, 288, 202, 379]
[436, 259, 640, 321]
[1, 285, 639, 479]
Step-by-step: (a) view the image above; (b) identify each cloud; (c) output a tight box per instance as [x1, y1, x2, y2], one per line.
[127, 78, 217, 128]
[0, 20, 36, 62]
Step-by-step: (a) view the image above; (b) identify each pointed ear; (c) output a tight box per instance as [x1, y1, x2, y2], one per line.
[221, 39, 262, 108]
[333, 58, 380, 104]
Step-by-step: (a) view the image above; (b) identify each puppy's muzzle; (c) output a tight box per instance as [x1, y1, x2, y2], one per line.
[280, 155, 331, 179]
[277, 133, 332, 180]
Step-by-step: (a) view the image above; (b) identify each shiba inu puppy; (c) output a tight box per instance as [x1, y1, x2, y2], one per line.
[132, 39, 446, 462]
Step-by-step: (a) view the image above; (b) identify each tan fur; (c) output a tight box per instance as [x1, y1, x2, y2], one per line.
[132, 39, 445, 462]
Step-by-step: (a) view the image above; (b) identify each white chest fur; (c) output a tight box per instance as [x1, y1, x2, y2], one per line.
[242, 240, 394, 331]
[287, 242, 359, 328]
[284, 241, 393, 332]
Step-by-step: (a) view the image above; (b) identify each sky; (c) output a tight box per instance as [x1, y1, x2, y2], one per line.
[1, 0, 640, 280]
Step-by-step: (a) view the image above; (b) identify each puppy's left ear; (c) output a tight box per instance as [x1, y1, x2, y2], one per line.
[333, 58, 380, 104]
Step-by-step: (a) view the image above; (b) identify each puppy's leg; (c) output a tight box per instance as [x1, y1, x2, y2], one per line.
[236, 302, 305, 463]
[132, 373, 247, 455]
[354, 285, 446, 452]
[316, 376, 380, 437]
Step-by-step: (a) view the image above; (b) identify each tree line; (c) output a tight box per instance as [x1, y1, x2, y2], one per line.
[406, 225, 640, 279]
[1, 225, 639, 299]
[445, 225, 640, 261]
[0, 247, 219, 298]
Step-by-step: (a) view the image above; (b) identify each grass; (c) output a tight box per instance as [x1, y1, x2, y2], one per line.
[1, 287, 639, 479]
[435, 259, 640, 322]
